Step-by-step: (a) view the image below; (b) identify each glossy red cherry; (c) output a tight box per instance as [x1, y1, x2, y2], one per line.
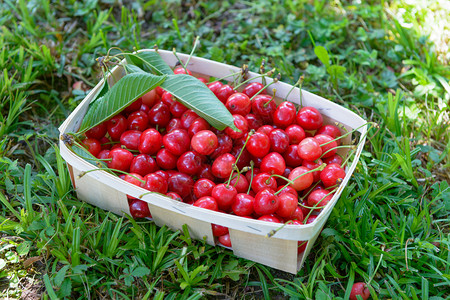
[218, 233, 232, 247]
[317, 125, 342, 145]
[314, 134, 337, 158]
[285, 124, 306, 144]
[273, 102, 297, 128]
[302, 159, 323, 182]
[154, 170, 169, 181]
[251, 94, 276, 123]
[197, 77, 208, 84]
[99, 136, 112, 150]
[258, 215, 281, 223]
[290, 206, 304, 222]
[188, 117, 210, 138]
[107, 114, 128, 141]
[166, 118, 183, 132]
[296, 106, 323, 130]
[232, 193, 254, 216]
[194, 196, 218, 211]
[129, 199, 151, 219]
[307, 189, 334, 208]
[166, 192, 182, 201]
[350, 283, 370, 300]
[256, 125, 274, 136]
[276, 192, 298, 219]
[224, 114, 248, 139]
[323, 154, 343, 166]
[138, 128, 162, 155]
[212, 153, 236, 179]
[245, 113, 264, 131]
[229, 174, 250, 193]
[251, 173, 277, 194]
[173, 66, 192, 75]
[276, 185, 298, 198]
[177, 151, 202, 175]
[180, 110, 199, 129]
[162, 129, 190, 156]
[107, 148, 134, 172]
[208, 81, 223, 96]
[209, 134, 233, 159]
[297, 137, 322, 161]
[242, 82, 265, 98]
[97, 149, 110, 160]
[142, 173, 168, 194]
[288, 166, 313, 191]
[230, 145, 251, 170]
[124, 98, 142, 114]
[211, 183, 237, 211]
[148, 101, 171, 127]
[193, 178, 215, 199]
[127, 111, 149, 131]
[130, 154, 158, 176]
[247, 132, 270, 158]
[190, 130, 218, 155]
[212, 224, 229, 237]
[161, 91, 176, 107]
[141, 89, 159, 107]
[81, 138, 101, 157]
[216, 84, 235, 104]
[283, 145, 303, 167]
[170, 101, 188, 118]
[260, 152, 286, 176]
[85, 122, 107, 140]
[254, 188, 279, 215]
[197, 163, 216, 181]
[269, 129, 290, 154]
[156, 148, 178, 170]
[320, 163, 346, 188]
[120, 130, 142, 151]
[168, 172, 194, 199]
[226, 92, 251, 116]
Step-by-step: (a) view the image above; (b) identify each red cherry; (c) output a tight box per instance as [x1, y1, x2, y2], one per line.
[285, 124, 306, 144]
[211, 183, 237, 211]
[276, 192, 298, 219]
[81, 138, 101, 157]
[350, 283, 370, 300]
[242, 82, 265, 98]
[230, 145, 251, 170]
[142, 173, 168, 194]
[129, 199, 151, 218]
[251, 94, 276, 123]
[269, 129, 290, 154]
[197, 163, 216, 181]
[208, 81, 223, 95]
[107, 114, 128, 141]
[170, 101, 188, 118]
[314, 134, 337, 158]
[190, 130, 218, 156]
[167, 172, 194, 199]
[173, 66, 192, 75]
[124, 173, 144, 200]
[297, 137, 322, 161]
[216, 84, 235, 104]
[257, 125, 274, 136]
[247, 132, 270, 158]
[180, 110, 199, 129]
[138, 128, 162, 155]
[141, 89, 159, 107]
[226, 92, 251, 116]
[283, 145, 303, 167]
[193, 196, 218, 211]
[273, 102, 297, 128]
[120, 130, 142, 151]
[85, 122, 107, 140]
[107, 148, 134, 172]
[260, 152, 286, 176]
[212, 224, 229, 237]
[162, 129, 190, 156]
[127, 111, 149, 131]
[251, 173, 277, 194]
[276, 167, 292, 187]
[258, 215, 281, 223]
[166, 192, 182, 201]
[176, 151, 202, 175]
[245, 113, 264, 131]
[130, 154, 158, 176]
[323, 154, 343, 166]
[188, 117, 210, 138]
[298, 240, 307, 254]
[139, 103, 150, 114]
[302, 159, 323, 182]
[155, 86, 165, 96]
[197, 77, 208, 84]
[154, 170, 169, 181]
[218, 233, 232, 247]
[229, 174, 250, 193]
[288, 166, 313, 191]
[211, 153, 236, 179]
[99, 136, 112, 150]
[317, 125, 342, 145]
[307, 189, 334, 208]
[305, 214, 318, 224]
[276, 185, 298, 198]
[161, 91, 176, 107]
[290, 206, 304, 222]
[148, 101, 171, 127]
[254, 188, 279, 215]
[97, 149, 110, 160]
[166, 118, 183, 132]
[296, 106, 323, 130]
[124, 98, 142, 114]
[320, 163, 346, 188]
[224, 115, 248, 139]
[209, 134, 233, 159]
[193, 178, 216, 199]
[232, 193, 254, 216]
[156, 148, 178, 170]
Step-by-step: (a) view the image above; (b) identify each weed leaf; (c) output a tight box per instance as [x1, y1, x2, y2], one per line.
[314, 46, 330, 67]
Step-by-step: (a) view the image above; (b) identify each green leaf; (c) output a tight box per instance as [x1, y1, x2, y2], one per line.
[72, 144, 106, 168]
[161, 74, 236, 131]
[125, 52, 174, 75]
[90, 80, 109, 105]
[16, 241, 31, 256]
[327, 65, 346, 79]
[58, 278, 72, 298]
[53, 265, 70, 286]
[131, 266, 151, 277]
[314, 46, 330, 67]
[78, 73, 166, 133]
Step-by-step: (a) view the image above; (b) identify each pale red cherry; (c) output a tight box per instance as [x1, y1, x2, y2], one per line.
[191, 130, 218, 155]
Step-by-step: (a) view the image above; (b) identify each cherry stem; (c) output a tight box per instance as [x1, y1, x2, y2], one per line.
[302, 187, 338, 224]
[172, 48, 188, 74]
[233, 68, 275, 90]
[318, 144, 356, 160]
[213, 70, 245, 84]
[247, 161, 255, 194]
[283, 75, 304, 103]
[266, 220, 295, 238]
[77, 168, 145, 184]
[262, 88, 278, 108]
[298, 181, 322, 201]
[260, 59, 266, 86]
[274, 164, 327, 195]
[184, 36, 200, 70]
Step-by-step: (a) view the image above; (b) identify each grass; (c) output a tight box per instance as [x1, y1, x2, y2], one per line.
[0, 0, 449, 298]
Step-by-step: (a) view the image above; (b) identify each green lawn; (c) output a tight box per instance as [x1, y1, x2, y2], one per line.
[0, 0, 449, 299]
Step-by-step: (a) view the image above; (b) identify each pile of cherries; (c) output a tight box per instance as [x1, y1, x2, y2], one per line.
[80, 66, 347, 252]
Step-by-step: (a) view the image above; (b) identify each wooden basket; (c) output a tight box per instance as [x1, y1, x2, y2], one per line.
[59, 49, 367, 274]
